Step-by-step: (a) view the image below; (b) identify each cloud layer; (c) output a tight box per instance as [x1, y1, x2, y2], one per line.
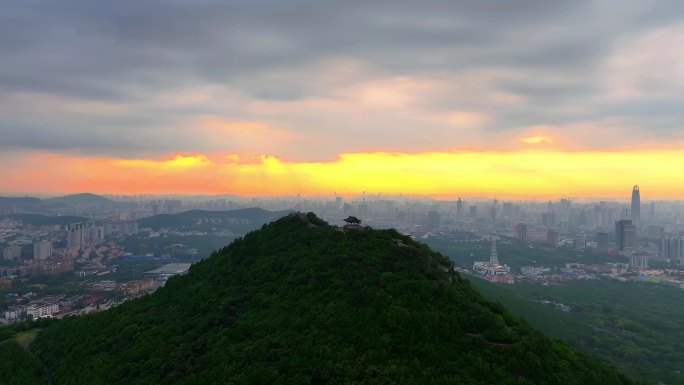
[2, 1, 684, 196]
[3, 1, 684, 158]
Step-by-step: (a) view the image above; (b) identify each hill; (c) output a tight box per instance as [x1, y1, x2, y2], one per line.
[0, 196, 46, 212]
[137, 207, 290, 231]
[0, 196, 43, 206]
[0, 213, 86, 226]
[27, 213, 636, 384]
[45, 193, 113, 205]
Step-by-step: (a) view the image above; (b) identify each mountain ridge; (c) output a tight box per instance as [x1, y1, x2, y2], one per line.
[45, 193, 113, 205]
[0, 213, 87, 226]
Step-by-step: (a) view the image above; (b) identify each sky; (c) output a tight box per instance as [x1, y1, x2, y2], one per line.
[2, 0, 684, 198]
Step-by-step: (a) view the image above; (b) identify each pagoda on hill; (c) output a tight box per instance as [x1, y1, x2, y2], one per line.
[343, 216, 361, 227]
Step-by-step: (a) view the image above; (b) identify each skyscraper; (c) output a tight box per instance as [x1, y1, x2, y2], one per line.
[33, 239, 53, 260]
[513, 223, 528, 241]
[456, 198, 463, 217]
[426, 210, 441, 228]
[631, 185, 640, 225]
[596, 232, 610, 252]
[541, 211, 557, 227]
[503, 202, 513, 218]
[615, 219, 636, 252]
[67, 223, 86, 251]
[547, 229, 559, 245]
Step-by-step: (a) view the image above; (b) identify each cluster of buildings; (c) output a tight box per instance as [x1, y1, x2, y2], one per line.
[0, 217, 137, 281]
[1, 263, 189, 324]
[490, 186, 684, 270]
[2, 294, 115, 323]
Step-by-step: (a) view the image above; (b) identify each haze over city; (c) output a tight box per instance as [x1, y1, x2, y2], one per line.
[4, 1, 684, 198]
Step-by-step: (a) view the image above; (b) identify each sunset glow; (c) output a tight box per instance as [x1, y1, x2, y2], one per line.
[4, 149, 684, 199]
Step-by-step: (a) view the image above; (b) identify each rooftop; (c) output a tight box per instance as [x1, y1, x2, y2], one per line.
[144, 263, 191, 275]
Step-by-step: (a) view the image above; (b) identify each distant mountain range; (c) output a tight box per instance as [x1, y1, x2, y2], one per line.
[44, 193, 114, 205]
[0, 213, 87, 226]
[138, 208, 292, 231]
[0, 193, 115, 215]
[6, 213, 639, 384]
[0, 196, 47, 211]
[0, 206, 289, 231]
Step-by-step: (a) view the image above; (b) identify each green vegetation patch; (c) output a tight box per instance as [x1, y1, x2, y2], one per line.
[16, 329, 40, 350]
[470, 278, 684, 384]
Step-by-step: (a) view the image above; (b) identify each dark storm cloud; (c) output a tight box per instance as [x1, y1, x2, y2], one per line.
[2, 0, 684, 156]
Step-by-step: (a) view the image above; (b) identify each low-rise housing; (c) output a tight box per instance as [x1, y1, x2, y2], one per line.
[4, 305, 26, 321]
[120, 278, 155, 296]
[27, 301, 59, 319]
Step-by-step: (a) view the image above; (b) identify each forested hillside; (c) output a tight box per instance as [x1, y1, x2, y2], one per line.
[26, 213, 638, 384]
[470, 278, 684, 384]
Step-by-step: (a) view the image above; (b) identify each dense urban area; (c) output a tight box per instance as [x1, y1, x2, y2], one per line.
[2, 187, 684, 323]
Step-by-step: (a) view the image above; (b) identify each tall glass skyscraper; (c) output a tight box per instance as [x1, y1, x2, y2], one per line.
[631, 185, 641, 225]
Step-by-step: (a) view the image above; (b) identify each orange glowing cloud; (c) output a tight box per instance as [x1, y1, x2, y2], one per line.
[195, 116, 297, 154]
[520, 135, 554, 145]
[4, 148, 684, 199]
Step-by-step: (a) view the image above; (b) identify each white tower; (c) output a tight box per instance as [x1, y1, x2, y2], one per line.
[489, 234, 499, 265]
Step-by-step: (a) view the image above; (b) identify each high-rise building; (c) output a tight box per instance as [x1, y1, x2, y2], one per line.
[547, 229, 559, 245]
[674, 238, 684, 260]
[541, 212, 557, 227]
[574, 236, 587, 250]
[426, 211, 441, 228]
[456, 198, 463, 218]
[33, 240, 53, 260]
[596, 232, 610, 252]
[3, 245, 22, 260]
[513, 223, 528, 241]
[559, 220, 571, 234]
[87, 226, 104, 246]
[646, 225, 665, 239]
[503, 202, 514, 218]
[67, 223, 86, 251]
[630, 254, 649, 269]
[615, 219, 636, 252]
[104, 221, 139, 237]
[660, 236, 671, 259]
[649, 202, 656, 222]
[659, 236, 684, 260]
[469, 205, 477, 218]
[631, 185, 641, 225]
